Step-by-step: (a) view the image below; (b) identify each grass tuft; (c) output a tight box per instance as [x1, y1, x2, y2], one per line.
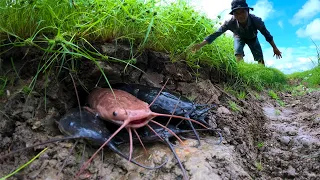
[287, 66, 320, 88]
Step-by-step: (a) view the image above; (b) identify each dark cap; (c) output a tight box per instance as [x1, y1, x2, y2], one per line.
[229, 0, 254, 15]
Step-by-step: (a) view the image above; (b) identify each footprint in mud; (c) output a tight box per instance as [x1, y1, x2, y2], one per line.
[261, 93, 320, 179]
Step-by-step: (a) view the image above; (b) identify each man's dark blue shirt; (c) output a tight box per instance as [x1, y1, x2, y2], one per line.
[205, 14, 273, 44]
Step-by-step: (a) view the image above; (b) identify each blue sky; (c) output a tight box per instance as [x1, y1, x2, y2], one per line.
[189, 0, 320, 74]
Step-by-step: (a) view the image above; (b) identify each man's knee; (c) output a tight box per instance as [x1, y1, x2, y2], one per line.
[235, 54, 244, 61]
[258, 59, 265, 66]
[234, 37, 245, 62]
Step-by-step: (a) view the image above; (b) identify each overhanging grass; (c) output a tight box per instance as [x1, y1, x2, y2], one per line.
[0, 0, 290, 90]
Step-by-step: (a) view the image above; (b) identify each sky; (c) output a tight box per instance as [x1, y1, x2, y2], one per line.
[188, 0, 320, 74]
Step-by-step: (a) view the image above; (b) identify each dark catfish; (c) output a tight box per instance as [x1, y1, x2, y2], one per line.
[111, 83, 215, 146]
[1, 109, 167, 170]
[57, 108, 167, 170]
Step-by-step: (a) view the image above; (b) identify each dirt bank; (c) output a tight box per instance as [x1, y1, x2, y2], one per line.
[0, 43, 318, 180]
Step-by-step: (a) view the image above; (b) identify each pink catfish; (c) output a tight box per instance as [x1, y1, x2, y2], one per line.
[77, 87, 208, 178]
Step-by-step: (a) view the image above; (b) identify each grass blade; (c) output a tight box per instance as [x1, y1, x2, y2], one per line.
[0, 147, 48, 180]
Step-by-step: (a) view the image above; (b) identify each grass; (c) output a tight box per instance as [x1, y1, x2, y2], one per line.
[268, 90, 285, 106]
[254, 92, 261, 100]
[228, 100, 241, 112]
[278, 100, 285, 107]
[289, 85, 307, 96]
[287, 66, 320, 88]
[236, 62, 287, 91]
[256, 142, 264, 149]
[0, 0, 318, 94]
[286, 39, 320, 89]
[255, 160, 263, 171]
[0, 147, 48, 180]
[237, 91, 247, 100]
[286, 84, 320, 97]
[0, 76, 7, 97]
[268, 90, 279, 100]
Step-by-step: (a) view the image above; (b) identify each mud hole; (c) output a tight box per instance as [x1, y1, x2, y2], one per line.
[0, 43, 319, 180]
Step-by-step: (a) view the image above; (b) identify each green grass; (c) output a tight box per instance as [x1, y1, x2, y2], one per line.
[287, 66, 320, 88]
[268, 90, 279, 100]
[255, 160, 263, 171]
[268, 90, 285, 106]
[289, 85, 308, 96]
[228, 100, 241, 112]
[0, 0, 318, 92]
[236, 62, 287, 90]
[256, 142, 264, 149]
[286, 39, 320, 89]
[0, 0, 237, 90]
[254, 92, 261, 100]
[0, 147, 48, 180]
[278, 100, 285, 107]
[237, 91, 247, 100]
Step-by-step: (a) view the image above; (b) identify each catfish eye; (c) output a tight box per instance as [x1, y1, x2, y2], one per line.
[113, 111, 117, 116]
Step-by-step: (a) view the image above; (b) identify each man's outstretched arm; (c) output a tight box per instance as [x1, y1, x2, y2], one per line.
[191, 20, 230, 52]
[268, 40, 282, 59]
[252, 15, 282, 59]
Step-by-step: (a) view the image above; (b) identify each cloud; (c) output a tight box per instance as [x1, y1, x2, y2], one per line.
[243, 44, 318, 74]
[252, 0, 275, 21]
[189, 0, 233, 21]
[189, 0, 233, 36]
[290, 0, 320, 25]
[296, 18, 320, 40]
[278, 20, 283, 29]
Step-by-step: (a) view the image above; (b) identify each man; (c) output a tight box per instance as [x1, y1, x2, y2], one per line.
[191, 0, 282, 65]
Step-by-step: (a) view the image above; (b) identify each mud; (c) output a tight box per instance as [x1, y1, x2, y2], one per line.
[0, 43, 319, 180]
[260, 91, 320, 179]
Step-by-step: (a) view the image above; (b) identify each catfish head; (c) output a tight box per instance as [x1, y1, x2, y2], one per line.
[86, 88, 157, 129]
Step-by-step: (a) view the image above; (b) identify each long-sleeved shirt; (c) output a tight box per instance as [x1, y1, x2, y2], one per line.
[205, 14, 273, 44]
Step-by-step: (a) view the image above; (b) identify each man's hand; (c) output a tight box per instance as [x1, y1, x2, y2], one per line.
[191, 44, 203, 53]
[190, 41, 208, 53]
[273, 48, 282, 59]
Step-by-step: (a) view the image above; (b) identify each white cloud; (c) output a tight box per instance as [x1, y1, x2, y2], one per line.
[296, 18, 320, 40]
[189, 0, 233, 37]
[189, 0, 233, 22]
[252, 0, 275, 21]
[243, 44, 318, 74]
[278, 20, 283, 29]
[297, 57, 311, 63]
[290, 0, 320, 25]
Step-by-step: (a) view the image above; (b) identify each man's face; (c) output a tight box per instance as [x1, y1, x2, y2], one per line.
[233, 9, 248, 24]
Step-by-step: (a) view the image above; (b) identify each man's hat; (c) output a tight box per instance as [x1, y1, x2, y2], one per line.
[229, 0, 254, 15]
